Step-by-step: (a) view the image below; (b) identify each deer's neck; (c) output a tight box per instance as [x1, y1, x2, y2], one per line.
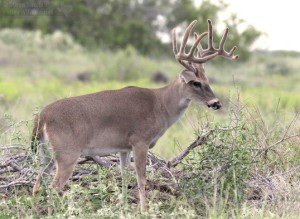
[155, 76, 190, 126]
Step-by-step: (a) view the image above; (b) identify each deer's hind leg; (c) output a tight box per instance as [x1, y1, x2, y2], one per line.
[51, 150, 81, 194]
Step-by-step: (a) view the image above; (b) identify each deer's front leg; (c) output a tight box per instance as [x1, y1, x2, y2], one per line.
[132, 143, 148, 212]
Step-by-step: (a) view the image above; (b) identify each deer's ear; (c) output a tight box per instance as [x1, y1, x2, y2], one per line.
[180, 70, 200, 84]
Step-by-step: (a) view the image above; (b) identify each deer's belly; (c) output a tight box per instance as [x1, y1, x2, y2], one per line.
[81, 147, 131, 156]
[81, 130, 131, 156]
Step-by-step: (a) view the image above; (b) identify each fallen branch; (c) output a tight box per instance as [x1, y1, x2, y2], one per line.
[0, 161, 21, 174]
[0, 180, 31, 189]
[0, 145, 27, 150]
[147, 151, 167, 168]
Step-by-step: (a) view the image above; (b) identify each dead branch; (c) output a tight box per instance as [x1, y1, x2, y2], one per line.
[0, 180, 31, 189]
[0, 145, 27, 150]
[167, 130, 213, 168]
[0, 161, 21, 174]
[147, 151, 167, 168]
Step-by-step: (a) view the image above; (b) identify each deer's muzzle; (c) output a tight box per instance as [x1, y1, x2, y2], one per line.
[207, 99, 222, 110]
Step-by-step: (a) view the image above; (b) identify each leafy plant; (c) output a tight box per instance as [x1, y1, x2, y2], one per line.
[179, 108, 257, 216]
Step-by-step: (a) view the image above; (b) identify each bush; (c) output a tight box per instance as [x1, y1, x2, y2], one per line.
[178, 99, 300, 217]
[179, 109, 256, 216]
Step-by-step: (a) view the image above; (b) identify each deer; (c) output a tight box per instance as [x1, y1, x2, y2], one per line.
[31, 19, 238, 212]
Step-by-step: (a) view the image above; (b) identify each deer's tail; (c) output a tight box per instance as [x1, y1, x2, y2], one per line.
[31, 115, 44, 153]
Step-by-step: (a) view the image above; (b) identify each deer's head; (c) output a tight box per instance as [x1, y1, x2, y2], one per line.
[172, 20, 238, 110]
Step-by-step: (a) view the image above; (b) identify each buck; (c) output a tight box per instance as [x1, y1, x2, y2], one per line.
[32, 19, 238, 211]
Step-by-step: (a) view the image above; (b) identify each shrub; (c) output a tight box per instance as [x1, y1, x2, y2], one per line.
[177, 99, 300, 217]
[179, 108, 256, 216]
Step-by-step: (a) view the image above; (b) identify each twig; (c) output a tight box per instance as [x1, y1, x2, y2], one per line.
[0, 180, 31, 189]
[253, 111, 300, 159]
[281, 111, 299, 140]
[254, 133, 300, 159]
[167, 130, 213, 168]
[0, 145, 27, 150]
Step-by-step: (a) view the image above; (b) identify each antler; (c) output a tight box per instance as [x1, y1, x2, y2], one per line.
[172, 19, 238, 71]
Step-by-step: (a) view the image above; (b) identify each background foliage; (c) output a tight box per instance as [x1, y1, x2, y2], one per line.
[0, 0, 261, 58]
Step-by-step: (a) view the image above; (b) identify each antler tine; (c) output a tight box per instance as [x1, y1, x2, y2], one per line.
[207, 19, 214, 49]
[172, 27, 196, 71]
[219, 28, 229, 49]
[228, 46, 239, 60]
[218, 28, 239, 60]
[188, 32, 208, 57]
[193, 32, 204, 57]
[172, 29, 178, 56]
[229, 46, 237, 55]
[179, 20, 198, 54]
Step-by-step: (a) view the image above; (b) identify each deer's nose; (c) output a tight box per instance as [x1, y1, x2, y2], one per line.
[207, 99, 222, 110]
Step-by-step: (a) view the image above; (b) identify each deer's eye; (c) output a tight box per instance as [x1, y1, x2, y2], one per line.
[192, 81, 202, 89]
